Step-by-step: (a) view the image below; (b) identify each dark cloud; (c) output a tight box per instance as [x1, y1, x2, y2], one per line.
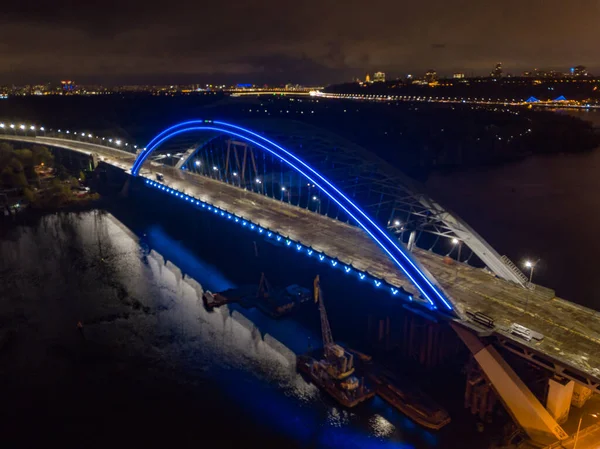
[1, 0, 599, 84]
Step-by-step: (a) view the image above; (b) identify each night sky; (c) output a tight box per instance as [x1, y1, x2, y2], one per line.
[2, 0, 599, 85]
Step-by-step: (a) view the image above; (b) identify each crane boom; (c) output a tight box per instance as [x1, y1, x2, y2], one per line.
[314, 275, 334, 349]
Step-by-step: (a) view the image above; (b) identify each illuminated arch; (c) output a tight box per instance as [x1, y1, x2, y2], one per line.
[132, 120, 455, 314]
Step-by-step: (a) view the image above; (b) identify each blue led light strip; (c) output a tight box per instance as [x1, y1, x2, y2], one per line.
[132, 121, 454, 313]
[142, 177, 409, 301]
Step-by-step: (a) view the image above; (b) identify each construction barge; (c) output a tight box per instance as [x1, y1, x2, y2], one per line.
[343, 346, 451, 430]
[296, 276, 375, 408]
[202, 274, 311, 317]
[369, 369, 451, 430]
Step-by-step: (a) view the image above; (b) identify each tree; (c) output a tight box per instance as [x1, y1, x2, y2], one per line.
[22, 187, 36, 203]
[32, 145, 54, 167]
[0, 143, 13, 170]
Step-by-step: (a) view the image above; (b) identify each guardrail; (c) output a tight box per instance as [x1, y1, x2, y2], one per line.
[543, 422, 600, 449]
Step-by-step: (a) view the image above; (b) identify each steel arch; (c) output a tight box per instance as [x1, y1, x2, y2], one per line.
[132, 119, 455, 314]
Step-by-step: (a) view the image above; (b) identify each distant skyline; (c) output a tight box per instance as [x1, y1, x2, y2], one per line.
[1, 0, 599, 85]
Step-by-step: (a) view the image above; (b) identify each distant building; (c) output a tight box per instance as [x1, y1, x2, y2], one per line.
[453, 73, 465, 79]
[373, 72, 386, 82]
[491, 63, 503, 78]
[61, 80, 76, 93]
[365, 74, 371, 83]
[424, 69, 437, 83]
[572, 65, 588, 77]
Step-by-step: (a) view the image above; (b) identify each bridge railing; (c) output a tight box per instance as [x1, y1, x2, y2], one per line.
[0, 122, 140, 156]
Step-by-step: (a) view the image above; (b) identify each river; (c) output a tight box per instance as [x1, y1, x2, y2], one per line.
[427, 109, 600, 309]
[0, 201, 480, 449]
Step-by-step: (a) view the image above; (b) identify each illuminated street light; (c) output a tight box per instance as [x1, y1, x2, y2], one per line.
[10, 124, 15, 129]
[393, 220, 401, 226]
[194, 160, 200, 166]
[88, 134, 92, 138]
[30, 125, 35, 130]
[255, 178, 261, 184]
[312, 196, 318, 201]
[40, 127, 44, 131]
[108, 139, 113, 142]
[115, 140, 121, 145]
[212, 166, 218, 171]
[452, 238, 459, 244]
[523, 259, 540, 284]
[0, 123, 4, 128]
[232, 172, 238, 177]
[281, 186, 286, 191]
[19, 124, 25, 130]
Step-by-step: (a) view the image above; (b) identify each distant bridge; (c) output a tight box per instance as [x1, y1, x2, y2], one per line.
[312, 91, 600, 109]
[3, 120, 600, 445]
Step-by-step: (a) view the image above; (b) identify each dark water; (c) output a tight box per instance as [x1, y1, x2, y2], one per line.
[0, 199, 483, 449]
[427, 109, 600, 309]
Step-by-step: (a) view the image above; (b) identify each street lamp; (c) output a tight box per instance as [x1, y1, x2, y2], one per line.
[574, 413, 598, 449]
[523, 259, 540, 284]
[393, 220, 401, 227]
[452, 238, 463, 262]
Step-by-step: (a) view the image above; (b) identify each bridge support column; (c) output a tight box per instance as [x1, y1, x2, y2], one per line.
[546, 377, 574, 424]
[451, 323, 568, 446]
[401, 314, 461, 368]
[465, 357, 497, 422]
[571, 383, 593, 408]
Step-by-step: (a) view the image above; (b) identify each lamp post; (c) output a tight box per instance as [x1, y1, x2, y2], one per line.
[573, 413, 598, 449]
[523, 258, 540, 284]
[452, 238, 462, 262]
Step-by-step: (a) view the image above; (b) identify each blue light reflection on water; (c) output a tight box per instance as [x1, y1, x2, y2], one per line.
[144, 225, 234, 293]
[136, 221, 439, 449]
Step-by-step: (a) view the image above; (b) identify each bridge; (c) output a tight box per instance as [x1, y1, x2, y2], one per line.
[3, 120, 600, 446]
[312, 91, 600, 110]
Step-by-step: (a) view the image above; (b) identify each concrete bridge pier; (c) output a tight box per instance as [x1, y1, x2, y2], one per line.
[451, 323, 569, 446]
[545, 377, 575, 424]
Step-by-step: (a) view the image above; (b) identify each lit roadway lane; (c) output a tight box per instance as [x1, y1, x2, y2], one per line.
[148, 164, 600, 391]
[0, 135, 137, 169]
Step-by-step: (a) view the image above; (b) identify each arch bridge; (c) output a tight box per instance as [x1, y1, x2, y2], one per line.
[2, 119, 600, 445]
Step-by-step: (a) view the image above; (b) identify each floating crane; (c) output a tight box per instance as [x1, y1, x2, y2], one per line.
[313, 275, 356, 381]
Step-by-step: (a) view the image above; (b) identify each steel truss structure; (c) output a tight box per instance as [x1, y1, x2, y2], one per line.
[136, 118, 529, 291]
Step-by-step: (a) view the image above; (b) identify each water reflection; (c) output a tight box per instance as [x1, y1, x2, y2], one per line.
[1, 211, 445, 448]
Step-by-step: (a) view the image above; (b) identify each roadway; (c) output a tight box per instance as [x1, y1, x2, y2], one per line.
[3, 134, 600, 391]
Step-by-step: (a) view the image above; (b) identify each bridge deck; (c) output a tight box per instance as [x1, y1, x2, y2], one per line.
[153, 165, 600, 388]
[4, 135, 600, 388]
